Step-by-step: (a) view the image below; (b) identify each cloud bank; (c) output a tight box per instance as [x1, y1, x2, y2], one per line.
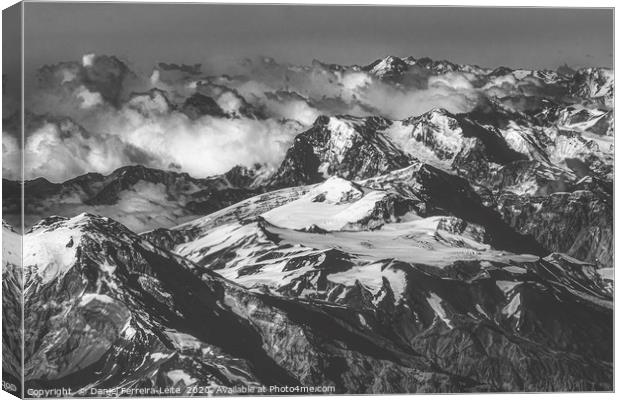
[6, 53, 545, 182]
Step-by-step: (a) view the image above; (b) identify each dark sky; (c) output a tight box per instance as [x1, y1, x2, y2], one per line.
[23, 3, 613, 73]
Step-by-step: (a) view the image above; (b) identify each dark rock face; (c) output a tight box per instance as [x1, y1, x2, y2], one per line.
[20, 214, 613, 394]
[267, 136, 323, 188]
[180, 93, 226, 119]
[488, 66, 514, 77]
[269, 115, 412, 188]
[569, 67, 614, 107]
[496, 190, 613, 268]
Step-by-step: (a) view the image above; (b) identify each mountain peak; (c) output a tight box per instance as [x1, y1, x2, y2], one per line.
[181, 92, 226, 119]
[364, 56, 409, 78]
[269, 114, 411, 188]
[402, 107, 456, 126]
[425, 107, 455, 119]
[29, 213, 112, 234]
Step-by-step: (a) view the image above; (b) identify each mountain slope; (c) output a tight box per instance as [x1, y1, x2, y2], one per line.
[3, 164, 270, 233]
[22, 214, 495, 394]
[17, 205, 613, 394]
[269, 115, 413, 188]
[2, 222, 22, 396]
[141, 169, 612, 391]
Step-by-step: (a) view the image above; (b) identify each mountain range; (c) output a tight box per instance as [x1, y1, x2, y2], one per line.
[2, 54, 614, 395]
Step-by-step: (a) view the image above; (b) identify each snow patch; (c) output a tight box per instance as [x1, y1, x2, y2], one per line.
[503, 266, 527, 274]
[24, 221, 84, 284]
[79, 293, 115, 306]
[2, 223, 21, 270]
[166, 370, 197, 386]
[165, 330, 203, 351]
[475, 304, 490, 319]
[327, 262, 407, 304]
[502, 293, 521, 319]
[496, 280, 520, 294]
[150, 353, 169, 362]
[308, 176, 363, 204]
[382, 265, 407, 303]
[426, 292, 454, 329]
[326, 117, 360, 163]
[263, 180, 389, 231]
[122, 325, 137, 340]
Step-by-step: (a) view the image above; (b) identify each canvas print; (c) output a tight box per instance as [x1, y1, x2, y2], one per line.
[2, 3, 614, 397]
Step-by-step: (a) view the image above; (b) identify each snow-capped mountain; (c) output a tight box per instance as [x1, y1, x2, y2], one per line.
[363, 56, 411, 80]
[269, 115, 412, 187]
[3, 164, 270, 232]
[553, 104, 613, 136]
[363, 56, 487, 79]
[570, 67, 614, 107]
[14, 204, 612, 393]
[2, 222, 22, 396]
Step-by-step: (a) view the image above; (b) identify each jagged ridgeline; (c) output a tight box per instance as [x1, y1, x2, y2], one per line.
[4, 53, 613, 394]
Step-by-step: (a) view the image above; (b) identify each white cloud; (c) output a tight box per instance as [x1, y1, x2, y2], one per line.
[360, 72, 480, 119]
[82, 53, 96, 67]
[21, 121, 130, 182]
[2, 133, 20, 180]
[150, 69, 160, 85]
[16, 55, 496, 182]
[13, 103, 303, 182]
[75, 86, 104, 109]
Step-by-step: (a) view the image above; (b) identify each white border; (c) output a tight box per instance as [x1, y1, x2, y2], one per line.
[0, 2, 616, 400]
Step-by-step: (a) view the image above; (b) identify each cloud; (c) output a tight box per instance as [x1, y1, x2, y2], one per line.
[19, 119, 133, 182]
[75, 86, 104, 109]
[201, 58, 483, 120]
[359, 72, 481, 119]
[259, 91, 320, 125]
[82, 53, 96, 67]
[2, 133, 20, 180]
[15, 53, 513, 182]
[9, 101, 303, 182]
[125, 89, 172, 116]
[31, 54, 145, 112]
[100, 106, 301, 180]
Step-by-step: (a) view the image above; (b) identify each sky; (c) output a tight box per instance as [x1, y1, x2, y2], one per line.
[23, 3, 613, 74]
